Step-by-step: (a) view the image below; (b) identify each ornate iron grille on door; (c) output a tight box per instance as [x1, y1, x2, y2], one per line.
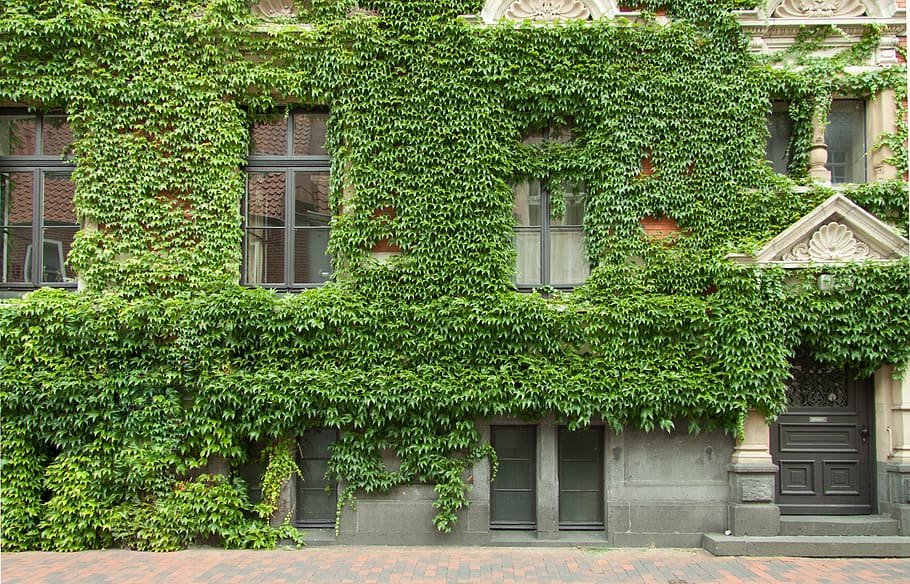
[786, 347, 849, 408]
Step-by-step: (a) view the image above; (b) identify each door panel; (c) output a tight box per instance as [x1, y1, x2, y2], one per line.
[771, 348, 873, 515]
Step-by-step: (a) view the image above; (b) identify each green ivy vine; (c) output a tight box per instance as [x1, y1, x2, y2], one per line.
[1, 0, 907, 550]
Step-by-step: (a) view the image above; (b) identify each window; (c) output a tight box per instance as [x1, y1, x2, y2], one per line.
[558, 426, 604, 530]
[825, 100, 866, 184]
[765, 101, 792, 175]
[0, 112, 77, 291]
[243, 111, 332, 288]
[513, 127, 588, 289]
[296, 429, 338, 527]
[490, 425, 536, 530]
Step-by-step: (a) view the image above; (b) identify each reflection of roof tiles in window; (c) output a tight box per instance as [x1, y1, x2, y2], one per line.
[8, 119, 37, 155]
[295, 174, 330, 215]
[248, 172, 286, 220]
[43, 120, 73, 156]
[5, 173, 34, 224]
[251, 120, 287, 156]
[44, 177, 77, 224]
[293, 114, 328, 155]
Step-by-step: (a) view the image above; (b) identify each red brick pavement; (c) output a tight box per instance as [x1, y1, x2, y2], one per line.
[2, 546, 910, 584]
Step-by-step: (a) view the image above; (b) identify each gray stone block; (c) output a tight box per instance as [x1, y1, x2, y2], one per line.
[729, 503, 780, 536]
[891, 504, 910, 536]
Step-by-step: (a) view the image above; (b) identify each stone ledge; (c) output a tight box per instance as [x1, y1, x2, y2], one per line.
[780, 515, 899, 537]
[702, 533, 910, 557]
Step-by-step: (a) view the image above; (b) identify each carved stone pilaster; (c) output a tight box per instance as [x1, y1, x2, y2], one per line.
[728, 410, 780, 536]
[878, 35, 900, 65]
[731, 409, 775, 465]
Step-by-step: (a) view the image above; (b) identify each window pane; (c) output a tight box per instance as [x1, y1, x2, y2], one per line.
[294, 172, 330, 227]
[560, 432, 601, 459]
[42, 116, 73, 157]
[299, 460, 330, 487]
[766, 102, 792, 175]
[300, 428, 336, 457]
[293, 113, 329, 156]
[1, 227, 32, 283]
[559, 492, 602, 524]
[548, 125, 575, 144]
[43, 173, 77, 225]
[550, 228, 587, 286]
[826, 100, 865, 184]
[513, 181, 541, 226]
[551, 184, 585, 227]
[298, 490, 336, 524]
[250, 118, 288, 156]
[0, 116, 37, 156]
[493, 426, 535, 459]
[42, 229, 77, 283]
[514, 229, 540, 287]
[247, 172, 286, 225]
[294, 227, 332, 284]
[495, 459, 534, 490]
[245, 228, 284, 285]
[2, 172, 34, 226]
[41, 237, 70, 283]
[559, 461, 601, 491]
[491, 491, 535, 525]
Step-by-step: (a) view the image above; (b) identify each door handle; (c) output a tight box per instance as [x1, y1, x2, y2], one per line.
[860, 426, 869, 444]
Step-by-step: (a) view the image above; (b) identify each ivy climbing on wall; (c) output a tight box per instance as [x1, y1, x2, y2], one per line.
[0, 0, 907, 550]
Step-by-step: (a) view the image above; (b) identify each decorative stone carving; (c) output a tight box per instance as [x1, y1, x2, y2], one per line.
[505, 0, 590, 21]
[740, 477, 775, 502]
[773, 0, 867, 18]
[252, 0, 298, 19]
[783, 222, 879, 262]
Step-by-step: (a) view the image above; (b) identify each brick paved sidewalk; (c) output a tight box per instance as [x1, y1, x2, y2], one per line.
[3, 546, 910, 584]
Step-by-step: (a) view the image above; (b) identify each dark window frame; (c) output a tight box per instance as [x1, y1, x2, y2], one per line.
[557, 425, 604, 531]
[490, 425, 537, 530]
[242, 110, 332, 290]
[295, 428, 339, 529]
[0, 110, 77, 292]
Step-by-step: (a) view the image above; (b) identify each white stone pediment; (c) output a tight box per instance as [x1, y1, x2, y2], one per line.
[481, 0, 617, 24]
[762, 0, 897, 18]
[728, 193, 909, 267]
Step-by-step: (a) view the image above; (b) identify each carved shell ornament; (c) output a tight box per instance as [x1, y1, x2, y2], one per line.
[773, 0, 867, 18]
[783, 222, 878, 262]
[252, 0, 298, 18]
[505, 0, 590, 21]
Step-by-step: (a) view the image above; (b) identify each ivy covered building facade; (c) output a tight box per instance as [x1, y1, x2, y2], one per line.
[1, 0, 909, 552]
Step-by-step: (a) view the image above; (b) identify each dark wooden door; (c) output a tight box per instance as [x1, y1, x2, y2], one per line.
[771, 349, 873, 515]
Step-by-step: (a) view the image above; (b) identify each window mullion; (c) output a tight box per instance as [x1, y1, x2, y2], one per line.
[541, 181, 550, 287]
[286, 115, 294, 157]
[32, 168, 42, 286]
[242, 173, 250, 284]
[35, 116, 44, 159]
[285, 169, 294, 288]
